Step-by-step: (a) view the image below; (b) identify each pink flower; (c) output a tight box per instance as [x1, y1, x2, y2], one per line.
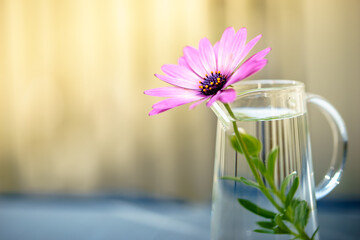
[145, 27, 270, 116]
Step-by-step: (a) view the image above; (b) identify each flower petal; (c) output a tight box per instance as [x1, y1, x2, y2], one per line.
[213, 41, 219, 59]
[144, 87, 200, 97]
[155, 74, 199, 89]
[213, 41, 219, 70]
[178, 57, 190, 68]
[217, 27, 236, 74]
[183, 46, 208, 77]
[218, 88, 237, 103]
[206, 91, 221, 107]
[225, 59, 268, 87]
[152, 96, 203, 109]
[161, 64, 199, 83]
[227, 28, 247, 74]
[149, 108, 171, 116]
[189, 97, 209, 110]
[199, 38, 216, 74]
[246, 47, 271, 62]
[234, 34, 262, 67]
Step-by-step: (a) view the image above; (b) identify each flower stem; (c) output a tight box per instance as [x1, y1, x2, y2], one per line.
[223, 103, 313, 240]
[224, 103, 282, 211]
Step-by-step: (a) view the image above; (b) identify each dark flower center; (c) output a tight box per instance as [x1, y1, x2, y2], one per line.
[198, 71, 227, 96]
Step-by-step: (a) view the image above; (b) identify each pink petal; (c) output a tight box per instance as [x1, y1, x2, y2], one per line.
[217, 27, 236, 74]
[149, 108, 171, 116]
[144, 87, 200, 97]
[189, 97, 209, 110]
[246, 47, 271, 62]
[155, 74, 199, 89]
[225, 59, 268, 87]
[234, 34, 262, 67]
[199, 38, 216, 74]
[152, 96, 203, 109]
[149, 95, 204, 115]
[178, 57, 190, 68]
[218, 88, 237, 103]
[227, 28, 247, 74]
[183, 46, 208, 77]
[161, 64, 199, 83]
[206, 91, 221, 107]
[213, 41, 219, 59]
[213, 41, 219, 70]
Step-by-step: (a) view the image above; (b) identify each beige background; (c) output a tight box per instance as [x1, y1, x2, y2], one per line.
[0, 0, 359, 201]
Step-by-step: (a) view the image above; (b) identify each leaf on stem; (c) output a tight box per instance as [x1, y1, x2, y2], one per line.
[229, 132, 262, 158]
[267, 146, 279, 181]
[254, 229, 276, 234]
[285, 176, 299, 207]
[240, 132, 262, 157]
[238, 198, 276, 219]
[280, 171, 297, 201]
[292, 199, 310, 228]
[252, 158, 267, 176]
[221, 176, 264, 191]
[230, 135, 243, 153]
[256, 221, 276, 229]
[273, 227, 291, 234]
[311, 226, 320, 240]
[274, 214, 292, 234]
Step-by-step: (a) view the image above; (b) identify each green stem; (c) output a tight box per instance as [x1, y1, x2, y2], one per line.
[224, 103, 282, 211]
[223, 103, 312, 240]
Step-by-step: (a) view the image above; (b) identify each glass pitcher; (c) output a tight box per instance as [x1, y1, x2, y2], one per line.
[210, 80, 347, 240]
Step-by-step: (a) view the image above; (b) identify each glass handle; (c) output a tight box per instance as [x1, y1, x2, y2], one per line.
[306, 93, 348, 200]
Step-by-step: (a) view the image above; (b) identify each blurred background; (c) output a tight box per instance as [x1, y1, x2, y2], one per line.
[0, 0, 359, 202]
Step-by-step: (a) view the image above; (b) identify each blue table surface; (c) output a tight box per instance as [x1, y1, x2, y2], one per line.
[0, 194, 359, 240]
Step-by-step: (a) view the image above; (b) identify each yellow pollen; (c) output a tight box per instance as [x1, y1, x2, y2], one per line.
[209, 87, 212, 90]
[204, 89, 207, 92]
[210, 82, 214, 85]
[205, 74, 208, 77]
[199, 86, 203, 89]
[216, 82, 219, 85]
[217, 78, 220, 81]
[205, 85, 208, 88]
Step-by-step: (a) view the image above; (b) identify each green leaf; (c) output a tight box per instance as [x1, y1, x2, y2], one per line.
[311, 226, 320, 240]
[229, 135, 243, 153]
[293, 199, 310, 228]
[221, 176, 264, 191]
[273, 227, 290, 234]
[252, 158, 267, 175]
[280, 171, 297, 201]
[289, 198, 302, 208]
[229, 132, 262, 158]
[240, 132, 262, 157]
[285, 176, 299, 207]
[238, 198, 276, 219]
[274, 214, 291, 234]
[254, 229, 276, 234]
[267, 147, 279, 180]
[256, 221, 276, 229]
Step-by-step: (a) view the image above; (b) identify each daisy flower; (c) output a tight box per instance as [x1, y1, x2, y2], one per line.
[145, 27, 271, 116]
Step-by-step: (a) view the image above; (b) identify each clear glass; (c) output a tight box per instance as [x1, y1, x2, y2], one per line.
[210, 80, 347, 240]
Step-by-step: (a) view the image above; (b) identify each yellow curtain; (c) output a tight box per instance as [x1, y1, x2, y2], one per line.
[0, 0, 359, 200]
[0, 0, 219, 199]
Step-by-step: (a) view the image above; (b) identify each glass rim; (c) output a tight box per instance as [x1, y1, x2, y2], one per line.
[233, 79, 305, 91]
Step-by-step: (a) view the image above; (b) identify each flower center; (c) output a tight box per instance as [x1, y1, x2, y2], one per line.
[198, 71, 227, 96]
